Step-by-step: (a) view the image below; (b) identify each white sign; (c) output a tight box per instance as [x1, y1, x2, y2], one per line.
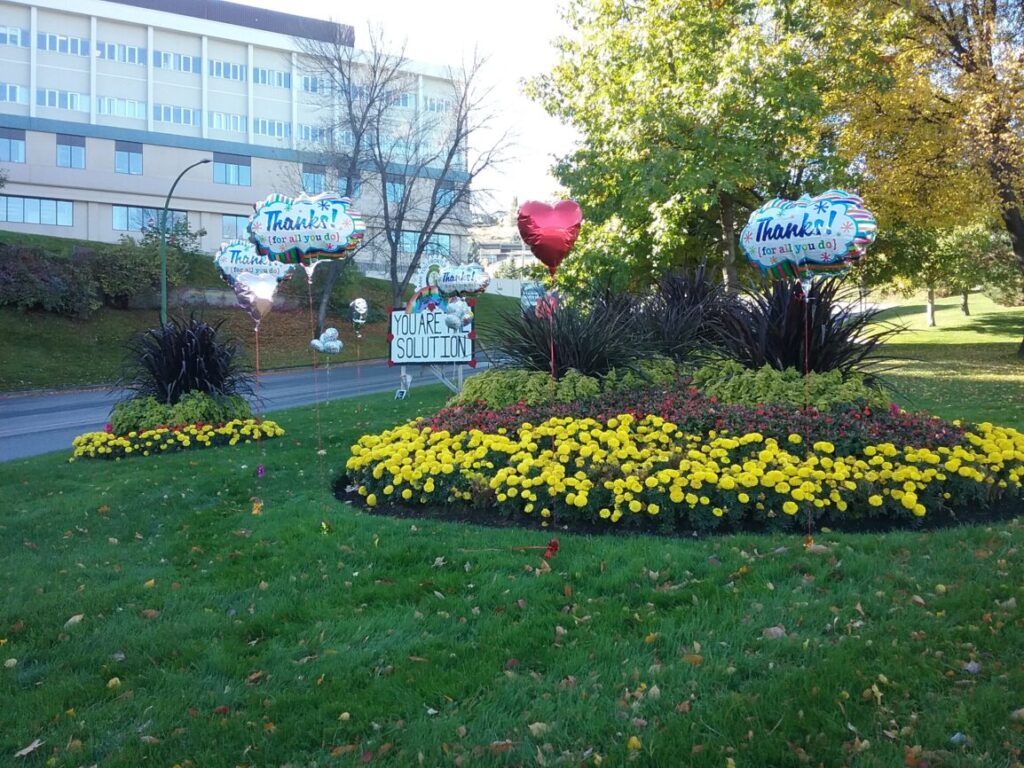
[212, 240, 294, 287]
[389, 309, 474, 364]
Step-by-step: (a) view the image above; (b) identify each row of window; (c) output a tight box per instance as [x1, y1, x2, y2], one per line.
[112, 205, 185, 232]
[0, 195, 74, 226]
[97, 42, 147, 65]
[398, 230, 451, 256]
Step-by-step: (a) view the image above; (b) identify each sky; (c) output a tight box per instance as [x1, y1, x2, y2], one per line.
[248, 0, 580, 215]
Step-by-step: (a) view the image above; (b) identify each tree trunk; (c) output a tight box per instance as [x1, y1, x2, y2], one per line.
[316, 261, 343, 336]
[720, 196, 738, 292]
[926, 285, 936, 327]
[960, 290, 970, 316]
[987, 154, 1024, 356]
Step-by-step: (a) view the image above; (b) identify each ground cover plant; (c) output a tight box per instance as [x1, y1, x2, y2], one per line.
[2, 387, 1024, 766]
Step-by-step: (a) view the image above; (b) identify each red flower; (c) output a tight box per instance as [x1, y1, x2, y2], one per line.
[542, 539, 559, 559]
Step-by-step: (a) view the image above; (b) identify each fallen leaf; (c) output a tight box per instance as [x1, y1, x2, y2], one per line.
[528, 722, 550, 737]
[213, 705, 231, 716]
[143, 579, 156, 589]
[563, 584, 573, 598]
[806, 544, 829, 554]
[489, 740, 515, 753]
[911, 595, 927, 608]
[408, 656, 431, 663]
[999, 597, 1017, 610]
[682, 654, 703, 666]
[140, 735, 160, 744]
[63, 614, 84, 629]
[762, 625, 786, 639]
[963, 660, 982, 674]
[246, 670, 266, 685]
[627, 735, 642, 750]
[141, 609, 160, 620]
[676, 701, 692, 714]
[456, 725, 467, 738]
[14, 738, 43, 758]
[1010, 708, 1024, 721]
[258, 581, 269, 591]
[331, 745, 358, 757]
[106, 677, 121, 689]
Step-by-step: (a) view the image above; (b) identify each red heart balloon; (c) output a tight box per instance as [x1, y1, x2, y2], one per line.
[517, 200, 582, 276]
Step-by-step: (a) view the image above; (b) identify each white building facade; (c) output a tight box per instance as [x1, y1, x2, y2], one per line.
[0, 0, 469, 264]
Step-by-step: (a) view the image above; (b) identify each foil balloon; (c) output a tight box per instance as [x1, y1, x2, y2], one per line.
[534, 291, 560, 320]
[213, 240, 294, 287]
[233, 272, 283, 328]
[248, 192, 367, 281]
[517, 200, 583, 276]
[350, 297, 368, 338]
[310, 327, 343, 354]
[740, 189, 878, 280]
[443, 297, 473, 331]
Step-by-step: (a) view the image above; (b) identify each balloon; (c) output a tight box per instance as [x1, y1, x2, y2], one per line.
[444, 298, 473, 331]
[350, 297, 368, 321]
[311, 327, 343, 354]
[517, 200, 583, 276]
[740, 189, 877, 280]
[436, 264, 490, 296]
[233, 272, 283, 327]
[213, 240, 294, 287]
[248, 193, 366, 270]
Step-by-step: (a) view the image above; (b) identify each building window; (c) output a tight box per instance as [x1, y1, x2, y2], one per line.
[37, 32, 89, 56]
[153, 50, 201, 73]
[222, 214, 250, 240]
[339, 175, 361, 198]
[424, 96, 452, 113]
[36, 89, 89, 112]
[97, 96, 146, 120]
[213, 153, 251, 186]
[301, 74, 327, 93]
[297, 124, 328, 143]
[97, 42, 146, 64]
[208, 111, 247, 133]
[253, 67, 291, 88]
[386, 174, 405, 204]
[56, 134, 85, 169]
[302, 164, 326, 195]
[435, 181, 458, 209]
[153, 103, 200, 126]
[426, 233, 451, 257]
[0, 128, 26, 162]
[0, 195, 73, 226]
[115, 141, 143, 175]
[113, 205, 185, 232]
[0, 83, 29, 104]
[0, 27, 29, 47]
[387, 90, 415, 108]
[399, 230, 419, 253]
[209, 59, 246, 81]
[253, 118, 291, 139]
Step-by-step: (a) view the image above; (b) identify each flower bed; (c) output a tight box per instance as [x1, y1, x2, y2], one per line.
[71, 419, 285, 460]
[346, 390, 1024, 533]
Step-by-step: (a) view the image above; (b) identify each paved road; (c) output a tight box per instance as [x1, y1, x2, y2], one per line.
[0, 361, 477, 462]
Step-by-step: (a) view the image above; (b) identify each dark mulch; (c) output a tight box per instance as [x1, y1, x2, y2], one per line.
[333, 474, 1024, 539]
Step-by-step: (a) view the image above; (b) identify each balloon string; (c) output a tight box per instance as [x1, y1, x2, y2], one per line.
[254, 322, 263, 500]
[803, 281, 813, 546]
[548, 313, 555, 381]
[305, 275, 327, 517]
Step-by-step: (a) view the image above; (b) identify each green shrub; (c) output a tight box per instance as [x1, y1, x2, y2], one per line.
[110, 396, 173, 433]
[91, 236, 189, 308]
[111, 391, 252, 433]
[691, 360, 890, 410]
[0, 245, 100, 317]
[554, 368, 601, 402]
[602, 357, 681, 393]
[450, 368, 556, 408]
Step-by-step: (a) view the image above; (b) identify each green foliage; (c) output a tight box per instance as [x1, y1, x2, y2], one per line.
[168, 391, 251, 427]
[450, 367, 603, 409]
[91, 236, 190, 308]
[120, 316, 252, 405]
[691, 360, 890, 410]
[0, 245, 99, 317]
[109, 395, 173, 434]
[601, 356, 680, 393]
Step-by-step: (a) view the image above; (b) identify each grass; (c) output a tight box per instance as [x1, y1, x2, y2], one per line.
[2, 386, 1024, 766]
[0, 282, 517, 392]
[877, 292, 1024, 429]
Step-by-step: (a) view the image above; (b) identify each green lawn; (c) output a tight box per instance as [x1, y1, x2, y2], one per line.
[2, 386, 1023, 766]
[877, 292, 1024, 429]
[0, 287, 517, 392]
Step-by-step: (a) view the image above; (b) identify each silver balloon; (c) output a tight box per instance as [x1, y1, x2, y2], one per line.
[233, 272, 282, 327]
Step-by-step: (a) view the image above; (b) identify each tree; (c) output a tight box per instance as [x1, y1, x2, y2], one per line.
[297, 26, 507, 313]
[530, 0, 851, 296]
[832, 0, 1024, 351]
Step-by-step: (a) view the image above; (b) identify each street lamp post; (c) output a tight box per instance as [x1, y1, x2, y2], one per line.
[159, 158, 212, 325]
